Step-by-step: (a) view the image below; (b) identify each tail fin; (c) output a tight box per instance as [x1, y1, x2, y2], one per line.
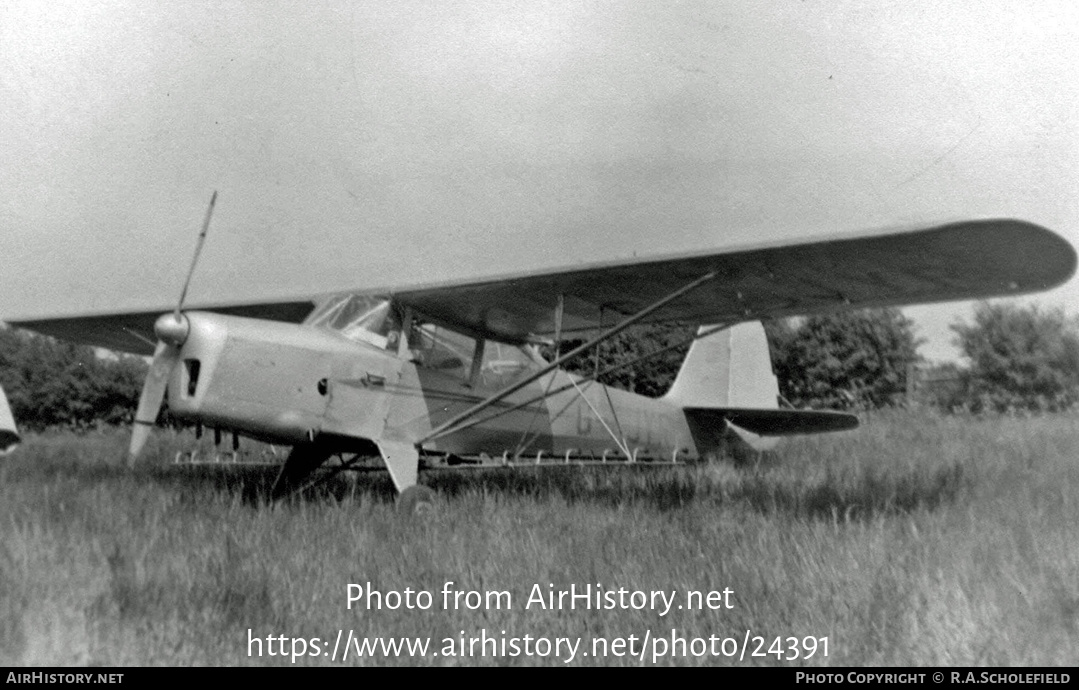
[665, 323, 857, 457]
[665, 322, 779, 409]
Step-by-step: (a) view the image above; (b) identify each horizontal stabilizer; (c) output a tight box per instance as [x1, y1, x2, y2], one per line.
[684, 407, 859, 436]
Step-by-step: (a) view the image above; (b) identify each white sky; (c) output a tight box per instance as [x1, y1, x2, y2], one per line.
[1, 1, 1076, 361]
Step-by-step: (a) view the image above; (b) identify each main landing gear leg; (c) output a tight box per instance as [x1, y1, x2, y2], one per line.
[378, 440, 434, 515]
[270, 439, 336, 500]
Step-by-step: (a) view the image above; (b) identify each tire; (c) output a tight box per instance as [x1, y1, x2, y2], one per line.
[396, 485, 436, 517]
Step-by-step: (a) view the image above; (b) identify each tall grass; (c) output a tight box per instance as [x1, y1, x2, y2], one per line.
[1, 411, 1077, 666]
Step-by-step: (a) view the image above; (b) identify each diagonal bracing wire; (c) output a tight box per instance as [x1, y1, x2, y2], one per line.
[431, 321, 732, 443]
[418, 271, 717, 445]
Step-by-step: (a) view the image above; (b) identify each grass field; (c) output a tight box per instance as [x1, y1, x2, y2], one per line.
[1, 410, 1077, 666]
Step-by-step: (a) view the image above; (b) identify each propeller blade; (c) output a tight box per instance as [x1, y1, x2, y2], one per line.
[175, 190, 217, 320]
[128, 341, 181, 466]
[129, 191, 216, 465]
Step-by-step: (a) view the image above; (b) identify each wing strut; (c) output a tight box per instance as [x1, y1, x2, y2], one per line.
[417, 271, 717, 446]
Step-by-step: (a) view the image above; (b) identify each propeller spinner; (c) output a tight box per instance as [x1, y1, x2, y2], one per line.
[127, 191, 217, 465]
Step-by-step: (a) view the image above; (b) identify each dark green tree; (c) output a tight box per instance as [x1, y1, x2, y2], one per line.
[545, 322, 696, 397]
[950, 302, 1079, 413]
[0, 326, 147, 430]
[768, 309, 921, 410]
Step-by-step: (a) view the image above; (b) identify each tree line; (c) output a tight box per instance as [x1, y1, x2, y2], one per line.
[0, 328, 147, 431]
[1, 300, 1076, 430]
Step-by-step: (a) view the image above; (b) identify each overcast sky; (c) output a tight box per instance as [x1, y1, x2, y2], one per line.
[1, 1, 1076, 361]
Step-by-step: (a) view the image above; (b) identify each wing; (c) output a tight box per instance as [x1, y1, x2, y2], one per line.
[6, 219, 1074, 352]
[9, 301, 316, 356]
[392, 218, 1076, 343]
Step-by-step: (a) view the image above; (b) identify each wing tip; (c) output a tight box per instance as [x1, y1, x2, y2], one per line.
[963, 218, 1077, 294]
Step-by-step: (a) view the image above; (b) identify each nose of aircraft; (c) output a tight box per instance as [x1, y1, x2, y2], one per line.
[127, 191, 218, 466]
[154, 313, 189, 347]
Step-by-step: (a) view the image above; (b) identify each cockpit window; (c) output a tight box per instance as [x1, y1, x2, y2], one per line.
[308, 294, 542, 384]
[409, 324, 471, 373]
[482, 340, 537, 379]
[306, 295, 399, 349]
[409, 324, 540, 384]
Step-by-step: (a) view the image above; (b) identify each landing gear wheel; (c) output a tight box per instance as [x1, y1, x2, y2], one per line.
[396, 485, 436, 517]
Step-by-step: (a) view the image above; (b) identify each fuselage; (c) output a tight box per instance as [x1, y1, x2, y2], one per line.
[166, 309, 700, 461]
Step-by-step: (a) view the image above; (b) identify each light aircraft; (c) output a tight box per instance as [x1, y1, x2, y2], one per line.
[1, 196, 1075, 510]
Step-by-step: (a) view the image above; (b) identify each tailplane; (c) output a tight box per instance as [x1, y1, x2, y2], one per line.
[665, 322, 857, 457]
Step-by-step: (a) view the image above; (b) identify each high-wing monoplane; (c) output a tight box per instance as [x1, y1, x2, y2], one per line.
[3, 198, 1075, 509]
